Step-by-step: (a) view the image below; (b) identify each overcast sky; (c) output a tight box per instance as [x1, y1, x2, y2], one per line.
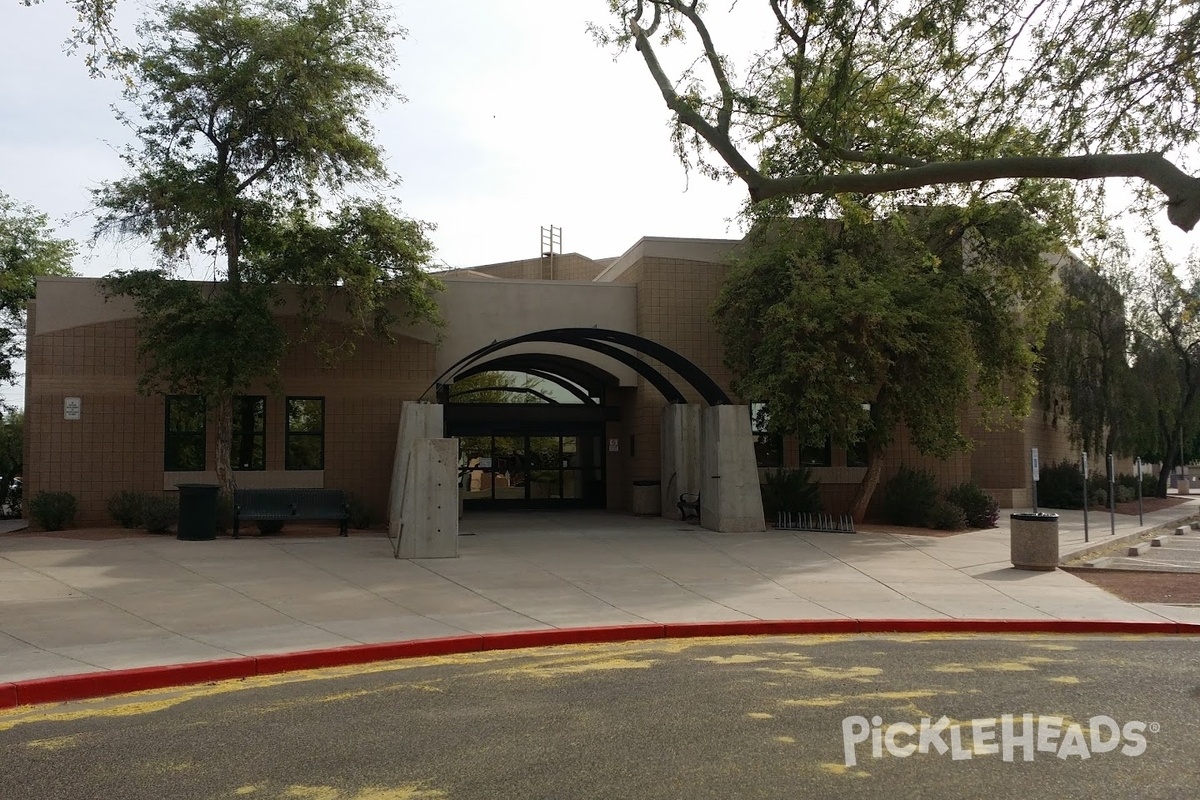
[0, 1, 772, 408]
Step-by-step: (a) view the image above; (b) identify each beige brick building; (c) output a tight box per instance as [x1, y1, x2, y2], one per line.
[24, 236, 1074, 525]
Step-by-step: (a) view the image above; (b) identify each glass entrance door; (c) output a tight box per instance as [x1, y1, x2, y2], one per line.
[459, 431, 605, 509]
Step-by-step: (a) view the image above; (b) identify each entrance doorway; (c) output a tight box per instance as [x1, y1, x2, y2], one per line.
[457, 431, 606, 509]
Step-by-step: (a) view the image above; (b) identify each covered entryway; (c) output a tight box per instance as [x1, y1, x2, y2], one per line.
[441, 353, 617, 510]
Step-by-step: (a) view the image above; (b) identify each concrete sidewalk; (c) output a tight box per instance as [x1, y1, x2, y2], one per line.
[2, 500, 1198, 683]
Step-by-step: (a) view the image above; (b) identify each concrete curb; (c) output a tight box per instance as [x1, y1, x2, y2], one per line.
[1062, 513, 1200, 565]
[4, 619, 1200, 710]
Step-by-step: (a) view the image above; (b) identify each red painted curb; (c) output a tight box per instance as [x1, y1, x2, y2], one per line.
[8, 619, 1200, 709]
[662, 619, 859, 638]
[12, 657, 256, 706]
[481, 625, 665, 651]
[254, 635, 486, 675]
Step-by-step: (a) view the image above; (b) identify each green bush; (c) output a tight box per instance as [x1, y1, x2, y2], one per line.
[256, 519, 285, 535]
[881, 466, 940, 526]
[1116, 485, 1135, 504]
[107, 490, 148, 528]
[946, 482, 1000, 529]
[140, 494, 178, 533]
[1090, 487, 1109, 508]
[1117, 472, 1158, 499]
[760, 467, 822, 519]
[1036, 459, 1085, 509]
[343, 492, 374, 530]
[30, 490, 77, 531]
[927, 500, 968, 531]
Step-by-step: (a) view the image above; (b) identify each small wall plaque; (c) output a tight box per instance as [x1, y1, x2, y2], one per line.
[608, 438, 618, 452]
[64, 397, 82, 420]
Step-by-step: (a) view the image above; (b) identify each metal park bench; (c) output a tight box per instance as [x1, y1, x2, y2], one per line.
[233, 488, 351, 539]
[678, 492, 701, 523]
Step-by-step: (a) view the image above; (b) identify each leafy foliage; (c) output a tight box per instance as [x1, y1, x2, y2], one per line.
[759, 467, 822, 519]
[714, 201, 1058, 516]
[600, 0, 1200, 230]
[0, 410, 21, 516]
[140, 494, 178, 533]
[107, 490, 148, 528]
[881, 466, 941, 526]
[0, 193, 75, 384]
[946, 482, 1000, 529]
[927, 500, 968, 531]
[1036, 459, 1086, 509]
[30, 491, 77, 531]
[1038, 239, 1134, 457]
[92, 0, 444, 495]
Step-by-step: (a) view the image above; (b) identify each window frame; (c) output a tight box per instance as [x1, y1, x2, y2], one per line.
[285, 396, 325, 471]
[231, 395, 267, 471]
[799, 436, 833, 468]
[164, 395, 206, 471]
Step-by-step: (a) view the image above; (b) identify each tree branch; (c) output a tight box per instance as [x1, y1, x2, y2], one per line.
[751, 153, 1200, 231]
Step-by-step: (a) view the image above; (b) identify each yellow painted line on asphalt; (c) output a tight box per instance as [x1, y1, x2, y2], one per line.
[24, 734, 81, 751]
[819, 763, 871, 778]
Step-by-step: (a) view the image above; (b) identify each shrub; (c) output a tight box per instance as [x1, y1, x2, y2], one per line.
[3, 479, 21, 519]
[345, 493, 374, 530]
[107, 490, 148, 528]
[30, 490, 77, 531]
[140, 494, 178, 533]
[1036, 459, 1085, 509]
[256, 519, 285, 535]
[881, 466, 940, 526]
[927, 500, 968, 531]
[760, 467, 822, 519]
[1116, 485, 1135, 504]
[1118, 472, 1159, 499]
[1090, 487, 1110, 508]
[946, 482, 1000, 529]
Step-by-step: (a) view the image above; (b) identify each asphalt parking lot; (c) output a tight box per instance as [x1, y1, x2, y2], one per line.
[3, 634, 1198, 799]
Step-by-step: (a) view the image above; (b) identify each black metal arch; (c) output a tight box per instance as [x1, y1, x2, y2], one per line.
[422, 328, 730, 406]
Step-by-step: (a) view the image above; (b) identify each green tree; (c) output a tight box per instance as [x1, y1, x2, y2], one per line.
[714, 200, 1059, 521]
[1123, 251, 1200, 496]
[598, 1, 1200, 231]
[0, 192, 75, 384]
[1038, 237, 1135, 458]
[94, 0, 443, 496]
[0, 409, 22, 515]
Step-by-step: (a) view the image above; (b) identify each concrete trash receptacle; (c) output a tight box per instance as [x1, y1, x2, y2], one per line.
[632, 479, 662, 515]
[1010, 512, 1059, 570]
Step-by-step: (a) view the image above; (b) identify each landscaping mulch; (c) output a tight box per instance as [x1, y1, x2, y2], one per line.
[1065, 568, 1200, 605]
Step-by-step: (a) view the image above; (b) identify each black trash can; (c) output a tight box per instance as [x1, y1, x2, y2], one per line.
[176, 483, 220, 541]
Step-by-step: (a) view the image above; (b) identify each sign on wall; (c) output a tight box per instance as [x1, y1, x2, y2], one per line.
[608, 438, 619, 452]
[64, 397, 81, 421]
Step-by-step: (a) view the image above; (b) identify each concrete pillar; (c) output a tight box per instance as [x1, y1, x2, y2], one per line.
[396, 438, 459, 559]
[388, 401, 444, 529]
[389, 402, 458, 558]
[700, 405, 765, 532]
[661, 404, 702, 519]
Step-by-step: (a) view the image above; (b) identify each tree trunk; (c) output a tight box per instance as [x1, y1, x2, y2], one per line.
[213, 392, 235, 498]
[849, 448, 885, 524]
[1157, 463, 1172, 499]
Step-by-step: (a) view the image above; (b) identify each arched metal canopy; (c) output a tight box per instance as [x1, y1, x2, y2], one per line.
[424, 328, 731, 406]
